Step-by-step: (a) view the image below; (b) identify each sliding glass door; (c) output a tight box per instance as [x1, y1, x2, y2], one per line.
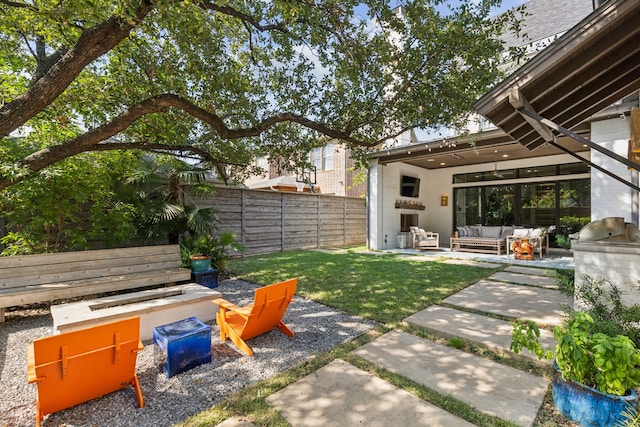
[453, 179, 590, 244]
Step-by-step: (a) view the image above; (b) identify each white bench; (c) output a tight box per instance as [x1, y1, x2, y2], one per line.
[51, 283, 221, 340]
[0, 245, 190, 322]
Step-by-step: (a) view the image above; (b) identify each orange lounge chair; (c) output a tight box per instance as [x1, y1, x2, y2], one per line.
[27, 317, 144, 427]
[213, 278, 297, 356]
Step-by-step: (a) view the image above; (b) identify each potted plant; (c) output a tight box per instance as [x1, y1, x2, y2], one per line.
[511, 283, 640, 427]
[180, 235, 214, 272]
[180, 232, 244, 274]
[208, 230, 244, 272]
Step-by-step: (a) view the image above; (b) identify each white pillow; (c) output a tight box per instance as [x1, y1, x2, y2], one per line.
[529, 228, 543, 238]
[512, 228, 529, 237]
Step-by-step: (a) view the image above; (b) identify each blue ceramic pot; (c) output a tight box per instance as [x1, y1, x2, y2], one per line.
[190, 256, 211, 273]
[553, 363, 639, 427]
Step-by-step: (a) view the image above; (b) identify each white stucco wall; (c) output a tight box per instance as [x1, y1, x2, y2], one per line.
[590, 117, 637, 224]
[368, 161, 435, 249]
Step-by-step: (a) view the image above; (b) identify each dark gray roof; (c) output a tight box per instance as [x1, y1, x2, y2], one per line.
[475, 0, 640, 150]
[501, 0, 593, 48]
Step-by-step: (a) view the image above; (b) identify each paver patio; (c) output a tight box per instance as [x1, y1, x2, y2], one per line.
[443, 279, 572, 326]
[489, 270, 558, 288]
[404, 305, 556, 365]
[266, 359, 476, 427]
[354, 330, 548, 427]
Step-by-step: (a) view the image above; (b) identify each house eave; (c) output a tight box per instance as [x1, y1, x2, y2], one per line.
[473, 0, 640, 150]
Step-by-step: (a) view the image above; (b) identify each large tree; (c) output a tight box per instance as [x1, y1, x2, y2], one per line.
[0, 0, 522, 191]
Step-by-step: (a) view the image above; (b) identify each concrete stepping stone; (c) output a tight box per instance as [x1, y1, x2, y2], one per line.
[404, 305, 555, 365]
[266, 359, 475, 427]
[354, 330, 549, 427]
[489, 271, 558, 289]
[505, 266, 555, 276]
[440, 258, 503, 269]
[443, 279, 572, 326]
[216, 417, 255, 427]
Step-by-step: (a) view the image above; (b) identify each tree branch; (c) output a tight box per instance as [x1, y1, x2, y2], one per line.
[201, 1, 289, 33]
[0, 0, 35, 8]
[92, 141, 244, 166]
[0, 0, 156, 137]
[0, 93, 380, 191]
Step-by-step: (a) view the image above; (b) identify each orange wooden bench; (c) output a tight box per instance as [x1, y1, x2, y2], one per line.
[27, 317, 144, 426]
[213, 278, 297, 356]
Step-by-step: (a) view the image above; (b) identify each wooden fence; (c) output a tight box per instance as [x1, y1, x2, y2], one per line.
[196, 188, 366, 255]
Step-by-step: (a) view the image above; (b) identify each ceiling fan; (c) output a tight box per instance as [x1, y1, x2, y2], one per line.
[492, 150, 504, 178]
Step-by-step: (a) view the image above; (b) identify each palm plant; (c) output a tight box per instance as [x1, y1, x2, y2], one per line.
[128, 156, 217, 244]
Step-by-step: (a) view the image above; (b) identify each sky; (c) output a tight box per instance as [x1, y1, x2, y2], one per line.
[491, 0, 528, 16]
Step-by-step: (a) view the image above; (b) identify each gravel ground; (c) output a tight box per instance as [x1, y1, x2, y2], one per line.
[0, 279, 376, 427]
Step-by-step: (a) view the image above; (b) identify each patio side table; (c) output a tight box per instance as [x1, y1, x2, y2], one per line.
[153, 316, 211, 377]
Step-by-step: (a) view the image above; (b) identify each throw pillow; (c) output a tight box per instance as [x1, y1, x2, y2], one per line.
[468, 226, 481, 237]
[513, 228, 529, 238]
[501, 226, 514, 238]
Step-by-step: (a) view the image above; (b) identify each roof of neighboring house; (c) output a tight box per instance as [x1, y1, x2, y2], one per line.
[500, 0, 593, 49]
[247, 175, 313, 192]
[475, 0, 640, 150]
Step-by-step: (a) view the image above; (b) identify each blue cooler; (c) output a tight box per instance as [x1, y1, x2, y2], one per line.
[191, 269, 219, 288]
[153, 317, 211, 377]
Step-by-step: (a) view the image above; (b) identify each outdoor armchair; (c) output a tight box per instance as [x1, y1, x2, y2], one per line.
[213, 278, 297, 356]
[410, 226, 440, 250]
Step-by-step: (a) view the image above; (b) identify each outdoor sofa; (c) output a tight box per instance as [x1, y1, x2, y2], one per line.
[451, 225, 549, 257]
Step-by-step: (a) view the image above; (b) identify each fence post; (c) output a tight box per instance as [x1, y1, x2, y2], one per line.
[343, 198, 347, 246]
[316, 195, 320, 248]
[281, 192, 285, 252]
[241, 189, 246, 250]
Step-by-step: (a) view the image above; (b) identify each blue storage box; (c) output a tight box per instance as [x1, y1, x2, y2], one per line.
[153, 317, 211, 377]
[191, 269, 219, 289]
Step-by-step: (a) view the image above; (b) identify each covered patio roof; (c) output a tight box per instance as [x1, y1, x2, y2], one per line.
[474, 0, 640, 151]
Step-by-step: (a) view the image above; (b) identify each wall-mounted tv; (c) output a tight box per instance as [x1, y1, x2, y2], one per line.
[400, 175, 420, 198]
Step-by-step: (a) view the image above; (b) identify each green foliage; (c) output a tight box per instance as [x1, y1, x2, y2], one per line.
[448, 336, 466, 350]
[0, 151, 141, 253]
[511, 277, 640, 396]
[616, 406, 640, 427]
[555, 234, 572, 250]
[510, 320, 554, 360]
[575, 276, 640, 347]
[555, 312, 640, 395]
[560, 215, 591, 233]
[180, 231, 244, 271]
[554, 268, 575, 296]
[1, 0, 526, 191]
[127, 156, 218, 244]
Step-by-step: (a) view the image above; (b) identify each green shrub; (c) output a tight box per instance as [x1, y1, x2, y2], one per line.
[554, 269, 575, 296]
[555, 234, 572, 250]
[512, 312, 640, 395]
[560, 215, 591, 232]
[512, 276, 640, 395]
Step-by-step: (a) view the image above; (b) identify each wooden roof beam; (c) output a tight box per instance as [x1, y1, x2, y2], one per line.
[508, 89, 555, 148]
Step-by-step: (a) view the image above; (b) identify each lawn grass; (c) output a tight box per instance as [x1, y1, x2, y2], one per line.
[226, 248, 501, 325]
[179, 248, 537, 426]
